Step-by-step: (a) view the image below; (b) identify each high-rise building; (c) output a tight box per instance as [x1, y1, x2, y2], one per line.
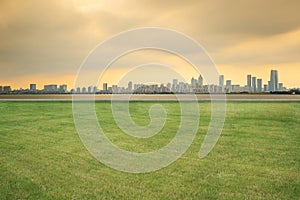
[278, 83, 283, 91]
[247, 74, 252, 92]
[275, 70, 279, 90]
[268, 81, 271, 92]
[167, 83, 171, 90]
[252, 77, 257, 92]
[172, 79, 178, 92]
[88, 86, 92, 93]
[269, 70, 279, 92]
[257, 79, 262, 92]
[218, 75, 225, 93]
[0, 86, 2, 93]
[269, 70, 275, 91]
[226, 80, 231, 87]
[103, 83, 108, 91]
[191, 77, 196, 87]
[128, 81, 133, 92]
[93, 86, 98, 93]
[264, 84, 268, 92]
[112, 85, 118, 93]
[219, 75, 224, 87]
[198, 75, 203, 86]
[82, 87, 87, 93]
[76, 87, 81, 93]
[226, 80, 232, 93]
[30, 84, 37, 91]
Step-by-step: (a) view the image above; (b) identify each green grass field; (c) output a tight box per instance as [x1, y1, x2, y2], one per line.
[0, 101, 299, 199]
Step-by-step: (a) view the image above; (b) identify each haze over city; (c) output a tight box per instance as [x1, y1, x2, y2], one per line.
[0, 69, 293, 95]
[0, 0, 300, 89]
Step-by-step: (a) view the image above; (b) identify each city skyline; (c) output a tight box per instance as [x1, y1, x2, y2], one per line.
[1, 69, 297, 94]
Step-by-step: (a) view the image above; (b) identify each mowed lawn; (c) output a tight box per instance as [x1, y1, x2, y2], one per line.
[0, 101, 299, 199]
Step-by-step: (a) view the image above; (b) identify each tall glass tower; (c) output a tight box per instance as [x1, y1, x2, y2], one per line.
[247, 74, 252, 92]
[252, 77, 257, 92]
[257, 79, 262, 92]
[219, 75, 224, 87]
[269, 70, 279, 91]
[198, 75, 203, 86]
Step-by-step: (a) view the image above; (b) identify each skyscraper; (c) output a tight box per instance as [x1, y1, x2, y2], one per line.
[226, 80, 231, 87]
[257, 79, 262, 92]
[252, 77, 257, 92]
[172, 79, 178, 92]
[103, 83, 108, 92]
[219, 75, 224, 87]
[167, 83, 171, 90]
[275, 70, 279, 91]
[191, 77, 196, 87]
[127, 81, 132, 92]
[268, 81, 271, 92]
[112, 85, 118, 93]
[247, 74, 252, 92]
[198, 75, 203, 86]
[278, 83, 283, 91]
[93, 86, 98, 93]
[218, 75, 224, 93]
[88, 86, 92, 93]
[226, 80, 232, 93]
[269, 70, 279, 92]
[128, 81, 133, 92]
[264, 84, 268, 92]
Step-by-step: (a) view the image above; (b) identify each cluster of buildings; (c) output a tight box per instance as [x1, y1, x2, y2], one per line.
[0, 84, 68, 94]
[88, 69, 286, 94]
[245, 70, 283, 93]
[0, 86, 12, 93]
[0, 70, 292, 94]
[226, 69, 284, 93]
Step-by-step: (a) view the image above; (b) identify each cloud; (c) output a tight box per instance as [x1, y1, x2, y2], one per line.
[0, 0, 299, 88]
[212, 28, 300, 65]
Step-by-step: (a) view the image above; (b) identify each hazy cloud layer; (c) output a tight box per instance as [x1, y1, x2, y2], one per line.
[0, 0, 299, 88]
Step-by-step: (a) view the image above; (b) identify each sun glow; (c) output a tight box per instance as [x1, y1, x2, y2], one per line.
[72, 0, 124, 13]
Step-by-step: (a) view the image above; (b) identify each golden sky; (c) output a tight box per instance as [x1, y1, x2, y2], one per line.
[0, 0, 299, 89]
